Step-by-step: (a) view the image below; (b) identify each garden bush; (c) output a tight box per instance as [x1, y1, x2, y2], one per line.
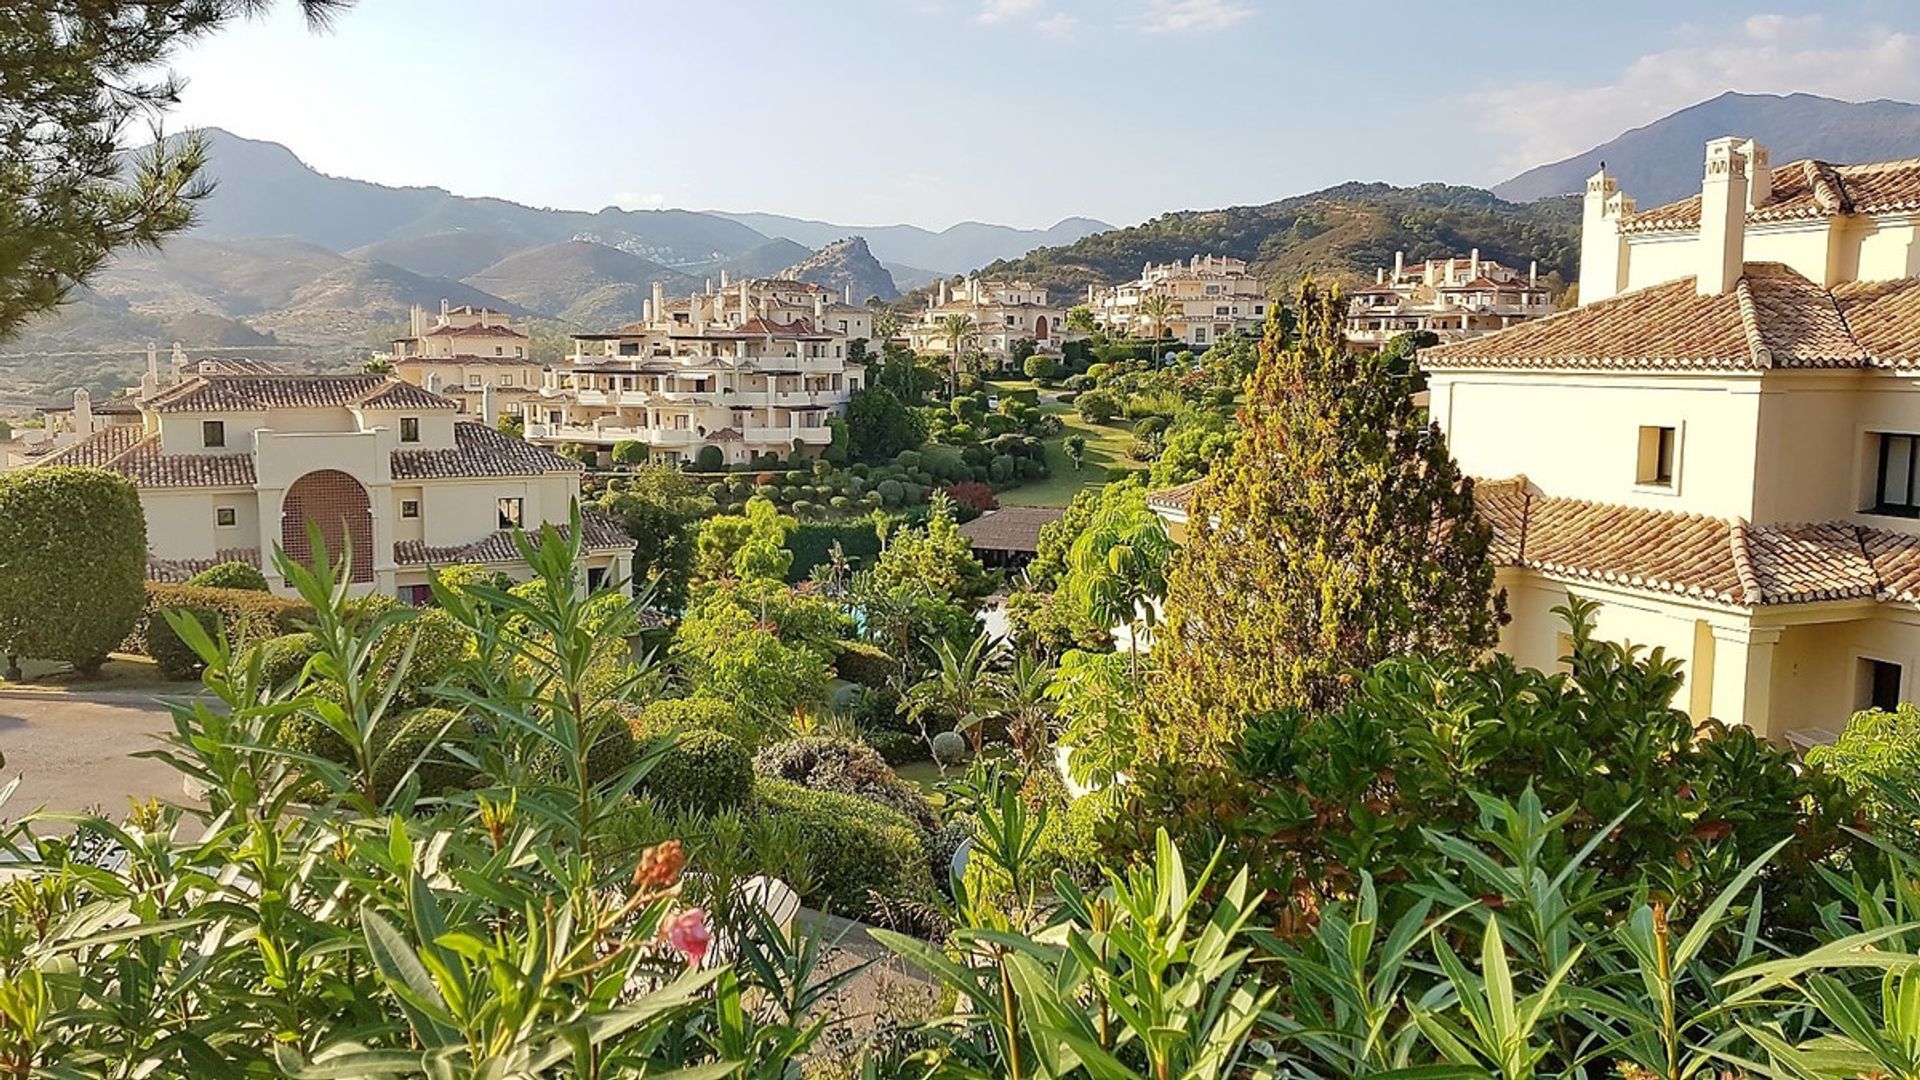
[0, 467, 148, 672]
[754, 735, 939, 836]
[630, 723, 755, 816]
[245, 631, 317, 689]
[186, 561, 270, 592]
[832, 639, 896, 688]
[862, 728, 927, 766]
[931, 730, 968, 766]
[753, 777, 933, 918]
[1808, 702, 1920, 837]
[611, 441, 648, 465]
[139, 584, 314, 680]
[785, 521, 884, 583]
[695, 445, 725, 470]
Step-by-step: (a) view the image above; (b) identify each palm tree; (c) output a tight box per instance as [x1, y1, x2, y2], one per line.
[904, 631, 1007, 759]
[1134, 293, 1177, 343]
[937, 313, 979, 396]
[1068, 505, 1174, 696]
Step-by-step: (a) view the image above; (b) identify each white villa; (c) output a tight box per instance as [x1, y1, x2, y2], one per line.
[523, 276, 869, 466]
[32, 355, 629, 601]
[906, 277, 1068, 363]
[1088, 255, 1270, 347]
[1343, 249, 1554, 350]
[386, 303, 542, 425]
[1421, 137, 1920, 744]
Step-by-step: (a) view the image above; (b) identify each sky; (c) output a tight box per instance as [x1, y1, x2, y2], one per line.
[157, 0, 1920, 231]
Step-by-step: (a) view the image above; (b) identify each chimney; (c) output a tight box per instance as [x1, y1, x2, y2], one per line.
[1393, 251, 1404, 280]
[705, 277, 714, 295]
[411, 304, 424, 339]
[720, 269, 730, 288]
[1445, 257, 1457, 285]
[1579, 164, 1634, 305]
[1529, 261, 1538, 287]
[938, 280, 949, 305]
[170, 342, 187, 381]
[425, 372, 442, 393]
[481, 382, 496, 425]
[814, 293, 825, 324]
[1376, 268, 1385, 285]
[1742, 138, 1772, 209]
[1469, 248, 1480, 280]
[739, 280, 751, 320]
[141, 342, 160, 398]
[692, 293, 706, 334]
[643, 298, 654, 324]
[1697, 137, 1749, 296]
[651, 281, 666, 327]
[73, 388, 92, 432]
[1424, 260, 1434, 286]
[440, 298, 449, 318]
[844, 284, 852, 305]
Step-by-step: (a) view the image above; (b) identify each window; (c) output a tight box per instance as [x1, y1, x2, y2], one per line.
[1860, 657, 1904, 712]
[494, 346, 504, 356]
[401, 499, 420, 519]
[202, 420, 225, 448]
[497, 497, 524, 529]
[1254, 304, 1265, 315]
[215, 507, 237, 528]
[398, 584, 433, 606]
[399, 416, 420, 443]
[498, 373, 513, 385]
[515, 347, 524, 358]
[468, 373, 483, 387]
[1874, 433, 1920, 516]
[1636, 425, 1677, 486]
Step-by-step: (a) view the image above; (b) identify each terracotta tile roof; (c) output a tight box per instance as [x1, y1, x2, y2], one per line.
[38, 425, 146, 468]
[393, 510, 630, 566]
[1422, 264, 1866, 371]
[148, 548, 262, 584]
[1620, 156, 1920, 234]
[1831, 277, 1920, 366]
[146, 374, 457, 413]
[195, 357, 285, 375]
[390, 421, 583, 480]
[92, 395, 143, 415]
[37, 427, 256, 489]
[425, 322, 527, 339]
[1474, 480, 1920, 608]
[1145, 480, 1200, 515]
[393, 353, 543, 367]
[957, 506, 1065, 553]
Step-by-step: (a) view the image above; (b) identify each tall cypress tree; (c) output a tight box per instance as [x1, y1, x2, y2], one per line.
[1150, 280, 1503, 758]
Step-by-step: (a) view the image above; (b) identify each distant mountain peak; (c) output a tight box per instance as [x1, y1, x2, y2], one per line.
[778, 236, 898, 302]
[1493, 92, 1920, 205]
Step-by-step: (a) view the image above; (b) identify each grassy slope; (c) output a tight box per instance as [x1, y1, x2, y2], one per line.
[996, 390, 1143, 507]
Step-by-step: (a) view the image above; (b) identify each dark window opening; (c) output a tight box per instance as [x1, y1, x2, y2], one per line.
[1637, 425, 1676, 486]
[1874, 433, 1920, 517]
[497, 497, 524, 530]
[400, 416, 420, 443]
[203, 420, 225, 448]
[1863, 657, 1904, 712]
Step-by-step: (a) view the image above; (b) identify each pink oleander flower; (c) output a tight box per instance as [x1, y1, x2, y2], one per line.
[664, 908, 712, 969]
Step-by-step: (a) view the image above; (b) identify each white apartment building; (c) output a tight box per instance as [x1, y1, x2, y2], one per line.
[1344, 249, 1553, 350]
[1411, 138, 1920, 744]
[523, 276, 868, 466]
[907, 277, 1068, 362]
[386, 303, 542, 425]
[34, 357, 630, 601]
[1088, 255, 1270, 347]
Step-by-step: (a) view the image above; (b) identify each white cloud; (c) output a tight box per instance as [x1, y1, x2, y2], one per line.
[611, 191, 665, 210]
[1470, 14, 1920, 178]
[976, 0, 1043, 24]
[1133, 0, 1254, 34]
[1034, 12, 1079, 38]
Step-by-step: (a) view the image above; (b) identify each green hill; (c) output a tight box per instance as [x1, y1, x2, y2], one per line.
[980, 183, 1582, 298]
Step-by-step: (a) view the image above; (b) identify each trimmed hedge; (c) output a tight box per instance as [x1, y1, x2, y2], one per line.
[624, 696, 763, 750]
[137, 584, 313, 680]
[632, 725, 755, 816]
[862, 729, 927, 766]
[784, 522, 883, 584]
[0, 467, 148, 670]
[754, 777, 933, 919]
[185, 562, 270, 592]
[246, 632, 318, 690]
[832, 640, 896, 689]
[753, 736, 939, 837]
[276, 706, 476, 801]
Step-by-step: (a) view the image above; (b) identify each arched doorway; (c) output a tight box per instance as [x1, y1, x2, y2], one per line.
[1034, 315, 1050, 341]
[282, 469, 374, 583]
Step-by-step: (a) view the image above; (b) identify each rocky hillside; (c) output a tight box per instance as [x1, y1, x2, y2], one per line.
[980, 182, 1580, 299]
[777, 237, 898, 302]
[464, 241, 700, 326]
[1495, 92, 1920, 206]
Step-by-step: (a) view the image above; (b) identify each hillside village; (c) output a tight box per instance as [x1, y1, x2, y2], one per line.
[20, 3, 1920, 1072]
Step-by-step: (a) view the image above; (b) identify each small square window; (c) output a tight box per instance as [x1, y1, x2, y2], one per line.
[1861, 657, 1904, 712]
[1873, 432, 1920, 517]
[215, 507, 237, 528]
[497, 497, 524, 529]
[468, 373, 483, 387]
[401, 499, 420, 519]
[399, 416, 420, 443]
[497, 373, 512, 385]
[1636, 425, 1676, 486]
[202, 420, 225, 448]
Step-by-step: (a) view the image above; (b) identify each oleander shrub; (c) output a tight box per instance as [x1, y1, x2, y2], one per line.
[140, 584, 314, 680]
[833, 639, 896, 688]
[275, 706, 476, 801]
[185, 561, 270, 592]
[753, 777, 933, 919]
[0, 467, 148, 672]
[754, 735, 939, 836]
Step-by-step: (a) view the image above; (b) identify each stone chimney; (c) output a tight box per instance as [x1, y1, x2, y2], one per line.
[844, 284, 852, 305]
[1698, 137, 1749, 297]
[141, 342, 160, 399]
[170, 342, 187, 382]
[1579, 163, 1635, 305]
[1742, 138, 1771, 209]
[73, 388, 92, 432]
[480, 382, 496, 425]
[651, 281, 666, 327]
[1469, 248, 1480, 280]
[1393, 251, 1404, 281]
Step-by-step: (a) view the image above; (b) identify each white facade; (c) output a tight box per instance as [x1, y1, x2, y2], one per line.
[524, 276, 868, 465]
[906, 277, 1070, 361]
[1088, 255, 1269, 347]
[1344, 249, 1553, 349]
[36, 359, 629, 602]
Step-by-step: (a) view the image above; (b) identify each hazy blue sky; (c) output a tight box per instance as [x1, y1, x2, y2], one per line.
[162, 0, 1920, 229]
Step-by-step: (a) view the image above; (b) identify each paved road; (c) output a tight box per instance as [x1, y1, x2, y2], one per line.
[0, 691, 189, 818]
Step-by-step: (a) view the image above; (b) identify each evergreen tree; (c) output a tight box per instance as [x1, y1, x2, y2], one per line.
[1150, 279, 1503, 758]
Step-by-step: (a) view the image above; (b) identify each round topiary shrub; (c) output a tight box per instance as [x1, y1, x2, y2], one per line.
[624, 695, 763, 750]
[752, 777, 933, 919]
[931, 730, 968, 766]
[695, 445, 725, 470]
[246, 632, 318, 689]
[0, 467, 148, 672]
[875, 479, 905, 507]
[832, 640, 896, 688]
[754, 735, 938, 837]
[374, 707, 477, 799]
[633, 726, 755, 815]
[186, 561, 270, 592]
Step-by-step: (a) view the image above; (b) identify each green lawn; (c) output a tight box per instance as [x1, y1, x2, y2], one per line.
[999, 404, 1144, 508]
